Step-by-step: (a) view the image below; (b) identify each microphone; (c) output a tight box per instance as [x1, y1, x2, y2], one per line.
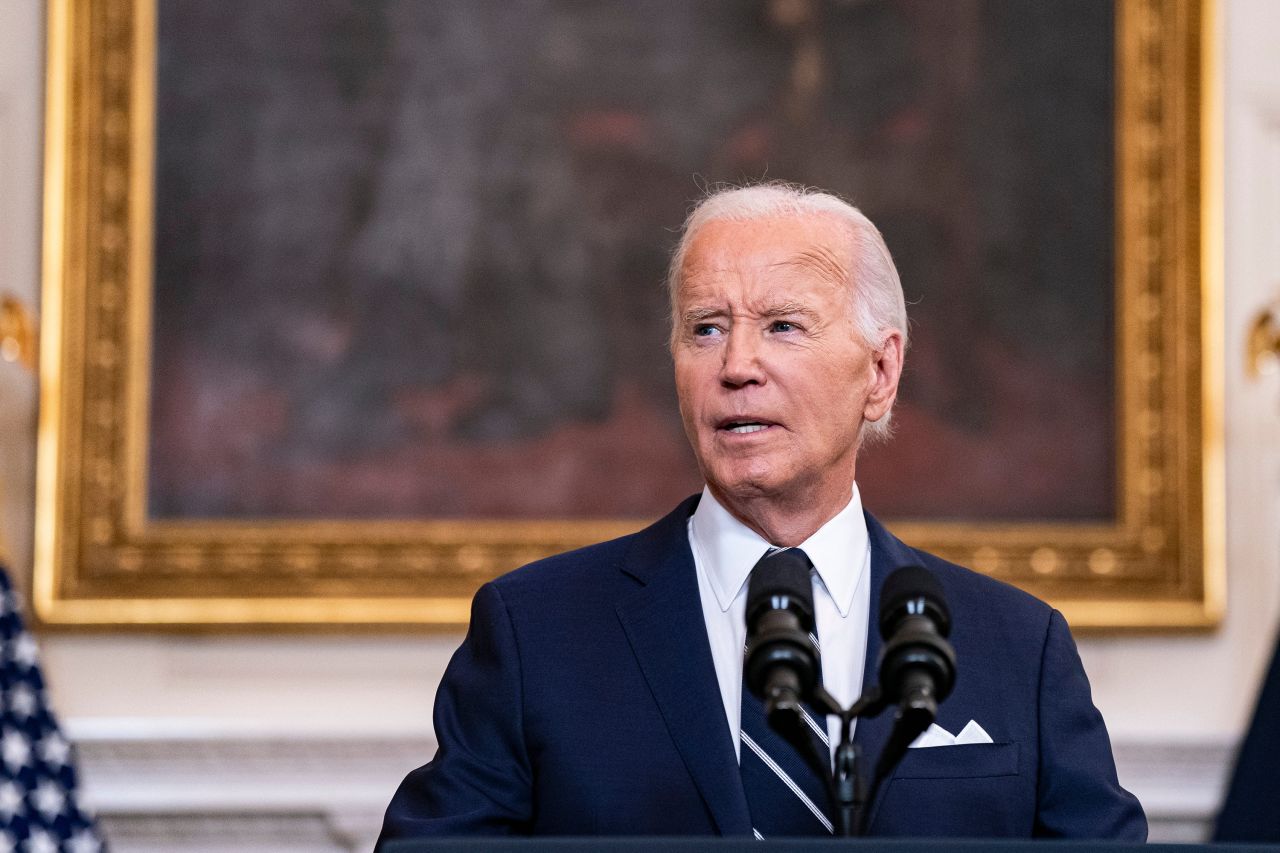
[876, 566, 956, 741]
[851, 566, 956, 835]
[744, 549, 819, 727]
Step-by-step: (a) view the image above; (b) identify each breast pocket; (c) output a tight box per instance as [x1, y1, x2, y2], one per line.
[894, 741, 1020, 779]
[872, 742, 1029, 837]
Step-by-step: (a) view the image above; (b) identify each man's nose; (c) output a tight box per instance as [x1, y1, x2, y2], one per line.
[720, 330, 765, 387]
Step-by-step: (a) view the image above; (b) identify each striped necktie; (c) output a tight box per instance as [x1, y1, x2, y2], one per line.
[739, 547, 834, 838]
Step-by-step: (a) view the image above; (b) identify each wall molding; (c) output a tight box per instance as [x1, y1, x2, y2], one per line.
[1113, 739, 1234, 841]
[73, 727, 431, 852]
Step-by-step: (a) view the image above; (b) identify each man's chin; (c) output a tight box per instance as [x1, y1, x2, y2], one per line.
[705, 464, 851, 511]
[705, 473, 785, 506]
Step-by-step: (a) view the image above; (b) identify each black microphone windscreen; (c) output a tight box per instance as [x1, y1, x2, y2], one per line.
[879, 565, 950, 636]
[746, 549, 813, 623]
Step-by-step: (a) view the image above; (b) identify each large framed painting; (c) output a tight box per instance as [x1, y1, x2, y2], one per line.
[34, 0, 1220, 628]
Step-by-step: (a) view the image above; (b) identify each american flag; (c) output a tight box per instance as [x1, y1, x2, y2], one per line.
[0, 567, 104, 853]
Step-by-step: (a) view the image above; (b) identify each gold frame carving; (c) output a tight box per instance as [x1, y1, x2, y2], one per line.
[35, 0, 1222, 629]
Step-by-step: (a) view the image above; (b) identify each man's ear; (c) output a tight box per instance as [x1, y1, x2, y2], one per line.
[863, 330, 904, 424]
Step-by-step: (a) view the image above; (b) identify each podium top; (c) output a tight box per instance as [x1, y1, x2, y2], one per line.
[384, 839, 1280, 853]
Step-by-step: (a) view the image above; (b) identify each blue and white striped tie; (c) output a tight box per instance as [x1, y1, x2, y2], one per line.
[739, 547, 833, 838]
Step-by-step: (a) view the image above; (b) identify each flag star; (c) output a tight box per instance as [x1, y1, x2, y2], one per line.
[22, 829, 56, 853]
[0, 831, 14, 853]
[36, 734, 69, 769]
[30, 780, 64, 819]
[66, 829, 101, 853]
[0, 782, 22, 820]
[7, 685, 36, 720]
[0, 731, 30, 771]
[9, 634, 37, 670]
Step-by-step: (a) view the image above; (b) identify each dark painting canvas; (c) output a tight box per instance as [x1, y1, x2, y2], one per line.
[149, 0, 1114, 522]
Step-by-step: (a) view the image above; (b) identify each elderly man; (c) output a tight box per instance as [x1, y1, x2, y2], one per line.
[377, 184, 1146, 843]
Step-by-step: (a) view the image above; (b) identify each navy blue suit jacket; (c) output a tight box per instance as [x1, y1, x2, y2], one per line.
[378, 496, 1146, 842]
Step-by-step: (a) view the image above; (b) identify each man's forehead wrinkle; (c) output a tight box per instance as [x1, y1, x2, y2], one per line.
[684, 259, 737, 277]
[770, 247, 851, 287]
[677, 258, 738, 300]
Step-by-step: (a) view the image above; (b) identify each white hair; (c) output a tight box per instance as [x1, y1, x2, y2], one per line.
[666, 181, 908, 445]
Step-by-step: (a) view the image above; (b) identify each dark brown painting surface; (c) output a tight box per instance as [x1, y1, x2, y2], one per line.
[149, 0, 1115, 522]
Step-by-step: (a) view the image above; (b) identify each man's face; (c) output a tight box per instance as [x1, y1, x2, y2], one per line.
[672, 215, 900, 511]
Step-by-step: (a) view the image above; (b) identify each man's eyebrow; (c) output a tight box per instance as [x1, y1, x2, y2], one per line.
[681, 302, 817, 324]
[680, 306, 724, 324]
[760, 301, 814, 318]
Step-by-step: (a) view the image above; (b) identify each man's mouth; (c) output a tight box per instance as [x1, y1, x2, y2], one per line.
[717, 419, 777, 435]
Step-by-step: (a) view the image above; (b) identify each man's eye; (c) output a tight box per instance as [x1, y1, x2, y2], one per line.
[771, 321, 795, 333]
[693, 324, 720, 337]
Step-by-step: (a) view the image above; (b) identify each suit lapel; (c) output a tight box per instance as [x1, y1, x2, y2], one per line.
[854, 510, 924, 832]
[615, 496, 753, 836]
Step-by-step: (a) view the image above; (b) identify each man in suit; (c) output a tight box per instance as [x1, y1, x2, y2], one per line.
[377, 183, 1146, 842]
[1216, 630, 1280, 841]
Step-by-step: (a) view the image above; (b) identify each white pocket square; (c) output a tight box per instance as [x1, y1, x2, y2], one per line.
[908, 720, 994, 748]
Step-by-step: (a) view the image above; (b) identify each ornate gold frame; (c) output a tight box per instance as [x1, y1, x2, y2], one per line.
[34, 0, 1222, 629]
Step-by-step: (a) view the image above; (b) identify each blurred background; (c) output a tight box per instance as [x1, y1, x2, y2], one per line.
[1, 0, 1279, 850]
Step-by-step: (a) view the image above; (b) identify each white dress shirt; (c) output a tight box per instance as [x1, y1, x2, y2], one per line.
[688, 484, 872, 764]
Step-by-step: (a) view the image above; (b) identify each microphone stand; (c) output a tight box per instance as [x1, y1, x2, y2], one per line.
[808, 684, 889, 837]
[767, 682, 896, 837]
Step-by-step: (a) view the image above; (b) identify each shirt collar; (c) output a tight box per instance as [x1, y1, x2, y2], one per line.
[689, 483, 869, 618]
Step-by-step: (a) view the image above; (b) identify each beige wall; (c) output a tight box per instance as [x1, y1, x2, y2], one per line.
[0, 0, 42, 580]
[1077, 0, 1280, 745]
[1, 1, 1278, 849]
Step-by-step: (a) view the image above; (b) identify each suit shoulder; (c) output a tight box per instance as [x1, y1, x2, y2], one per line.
[868, 511, 1054, 630]
[485, 496, 697, 604]
[488, 533, 636, 598]
[911, 547, 1055, 631]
